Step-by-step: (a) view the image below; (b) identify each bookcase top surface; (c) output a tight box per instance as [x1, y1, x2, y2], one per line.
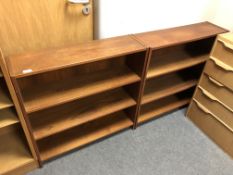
[6, 35, 146, 78]
[134, 22, 228, 50]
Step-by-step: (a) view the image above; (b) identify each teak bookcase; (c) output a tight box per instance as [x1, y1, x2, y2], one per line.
[134, 22, 227, 126]
[2, 22, 227, 166]
[4, 36, 148, 162]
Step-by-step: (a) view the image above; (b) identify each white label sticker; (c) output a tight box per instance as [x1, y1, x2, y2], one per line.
[68, 0, 89, 4]
[22, 69, 33, 74]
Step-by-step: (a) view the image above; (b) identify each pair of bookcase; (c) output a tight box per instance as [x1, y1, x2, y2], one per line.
[0, 22, 227, 168]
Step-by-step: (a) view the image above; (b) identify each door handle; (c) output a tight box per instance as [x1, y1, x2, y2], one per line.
[67, 0, 91, 15]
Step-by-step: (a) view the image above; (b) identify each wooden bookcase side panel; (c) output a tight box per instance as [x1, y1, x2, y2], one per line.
[123, 51, 148, 102]
[130, 48, 153, 128]
[124, 50, 150, 124]
[0, 50, 40, 166]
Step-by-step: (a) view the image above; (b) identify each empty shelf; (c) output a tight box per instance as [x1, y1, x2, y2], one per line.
[139, 94, 190, 123]
[0, 108, 19, 130]
[0, 81, 13, 110]
[0, 127, 36, 175]
[142, 72, 198, 105]
[147, 53, 207, 79]
[31, 88, 136, 140]
[22, 66, 140, 113]
[38, 111, 133, 161]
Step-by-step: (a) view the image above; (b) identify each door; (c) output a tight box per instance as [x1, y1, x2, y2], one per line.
[0, 0, 94, 56]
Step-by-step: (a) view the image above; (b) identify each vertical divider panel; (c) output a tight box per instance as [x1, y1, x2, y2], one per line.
[132, 48, 153, 128]
[0, 49, 41, 166]
[124, 42, 152, 128]
[122, 35, 149, 126]
[124, 51, 148, 125]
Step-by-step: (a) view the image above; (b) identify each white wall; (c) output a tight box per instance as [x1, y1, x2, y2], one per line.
[94, 0, 233, 39]
[208, 0, 233, 31]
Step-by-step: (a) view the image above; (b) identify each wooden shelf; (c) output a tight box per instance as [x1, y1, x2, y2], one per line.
[0, 127, 35, 175]
[38, 111, 133, 161]
[147, 53, 207, 79]
[0, 81, 13, 110]
[22, 65, 140, 113]
[30, 88, 136, 140]
[139, 94, 191, 124]
[143, 71, 198, 105]
[0, 108, 19, 130]
[6, 36, 146, 78]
